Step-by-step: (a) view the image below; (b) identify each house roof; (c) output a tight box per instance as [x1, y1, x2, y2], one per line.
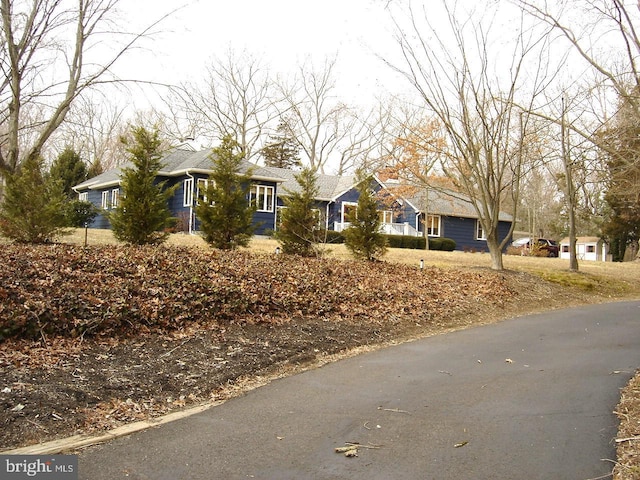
[74, 148, 285, 191]
[262, 166, 358, 201]
[74, 150, 513, 223]
[403, 187, 513, 222]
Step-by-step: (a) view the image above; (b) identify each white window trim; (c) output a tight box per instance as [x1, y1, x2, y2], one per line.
[379, 210, 394, 224]
[78, 192, 88, 202]
[476, 220, 486, 240]
[111, 188, 119, 208]
[251, 185, 275, 212]
[101, 191, 110, 209]
[341, 202, 358, 223]
[196, 178, 209, 204]
[183, 178, 194, 207]
[426, 214, 441, 237]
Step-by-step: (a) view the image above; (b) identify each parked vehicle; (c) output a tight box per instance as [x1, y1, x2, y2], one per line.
[512, 237, 559, 257]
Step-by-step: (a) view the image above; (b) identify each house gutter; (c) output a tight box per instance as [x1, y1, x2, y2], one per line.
[325, 202, 331, 231]
[185, 171, 195, 234]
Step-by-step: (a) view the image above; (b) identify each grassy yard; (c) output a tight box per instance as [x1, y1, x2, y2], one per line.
[65, 228, 640, 299]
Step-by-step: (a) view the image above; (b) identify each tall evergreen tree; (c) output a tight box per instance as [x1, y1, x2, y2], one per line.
[108, 127, 177, 245]
[274, 167, 325, 256]
[343, 174, 387, 261]
[0, 155, 69, 243]
[49, 147, 88, 198]
[196, 136, 256, 250]
[600, 94, 640, 261]
[261, 120, 302, 169]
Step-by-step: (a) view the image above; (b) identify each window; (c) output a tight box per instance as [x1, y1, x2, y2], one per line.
[426, 215, 441, 237]
[78, 192, 88, 202]
[379, 210, 394, 224]
[562, 245, 569, 253]
[101, 191, 110, 209]
[312, 208, 324, 228]
[476, 220, 486, 240]
[587, 245, 595, 253]
[276, 205, 286, 229]
[183, 178, 194, 207]
[251, 185, 274, 212]
[196, 178, 209, 204]
[111, 189, 119, 208]
[342, 203, 358, 222]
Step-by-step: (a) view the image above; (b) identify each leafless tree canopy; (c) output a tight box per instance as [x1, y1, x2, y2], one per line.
[385, 0, 553, 269]
[0, 0, 171, 174]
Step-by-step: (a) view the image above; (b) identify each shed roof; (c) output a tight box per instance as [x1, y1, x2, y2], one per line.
[559, 236, 602, 244]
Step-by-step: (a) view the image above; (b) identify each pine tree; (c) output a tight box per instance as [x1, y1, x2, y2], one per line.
[261, 120, 302, 169]
[274, 167, 325, 256]
[108, 127, 177, 245]
[49, 146, 88, 198]
[196, 136, 256, 250]
[343, 174, 387, 261]
[87, 159, 104, 179]
[0, 155, 69, 243]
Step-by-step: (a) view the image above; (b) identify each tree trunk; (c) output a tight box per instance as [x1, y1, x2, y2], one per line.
[486, 235, 504, 270]
[561, 96, 579, 272]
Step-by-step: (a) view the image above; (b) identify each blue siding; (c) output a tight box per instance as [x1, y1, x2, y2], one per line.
[78, 175, 279, 236]
[76, 170, 511, 249]
[85, 189, 110, 229]
[440, 217, 512, 252]
[328, 189, 359, 229]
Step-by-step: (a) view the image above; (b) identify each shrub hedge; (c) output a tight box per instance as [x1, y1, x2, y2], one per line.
[321, 232, 456, 251]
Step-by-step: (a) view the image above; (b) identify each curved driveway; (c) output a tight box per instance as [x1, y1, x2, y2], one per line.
[79, 301, 640, 480]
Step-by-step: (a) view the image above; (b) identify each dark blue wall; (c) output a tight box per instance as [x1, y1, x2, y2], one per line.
[441, 216, 512, 252]
[80, 175, 279, 236]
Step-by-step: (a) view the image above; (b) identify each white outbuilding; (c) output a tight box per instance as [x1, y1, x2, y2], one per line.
[559, 237, 610, 262]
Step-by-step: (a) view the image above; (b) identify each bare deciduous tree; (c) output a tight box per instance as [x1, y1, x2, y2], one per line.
[517, 0, 640, 112]
[278, 58, 358, 174]
[0, 0, 172, 174]
[517, 0, 640, 261]
[385, 1, 552, 270]
[53, 93, 129, 171]
[171, 49, 280, 162]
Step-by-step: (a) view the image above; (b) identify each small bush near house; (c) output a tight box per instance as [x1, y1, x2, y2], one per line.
[429, 238, 442, 250]
[343, 174, 388, 261]
[323, 230, 345, 244]
[196, 136, 256, 250]
[427, 237, 456, 251]
[109, 127, 178, 245]
[274, 167, 325, 257]
[439, 238, 456, 251]
[386, 235, 427, 250]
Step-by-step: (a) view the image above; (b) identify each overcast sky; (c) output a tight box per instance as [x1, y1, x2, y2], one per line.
[115, 0, 403, 108]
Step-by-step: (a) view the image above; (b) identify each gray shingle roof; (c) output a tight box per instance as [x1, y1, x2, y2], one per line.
[404, 187, 512, 221]
[74, 148, 284, 190]
[261, 166, 357, 201]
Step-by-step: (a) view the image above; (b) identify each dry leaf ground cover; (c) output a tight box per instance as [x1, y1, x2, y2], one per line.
[0, 232, 639, 479]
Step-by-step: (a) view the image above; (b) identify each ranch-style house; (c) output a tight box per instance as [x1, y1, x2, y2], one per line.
[73, 147, 513, 252]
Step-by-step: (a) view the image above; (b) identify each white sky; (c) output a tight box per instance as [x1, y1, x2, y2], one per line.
[114, 0, 403, 109]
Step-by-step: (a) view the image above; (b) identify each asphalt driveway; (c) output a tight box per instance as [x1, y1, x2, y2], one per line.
[78, 301, 640, 480]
